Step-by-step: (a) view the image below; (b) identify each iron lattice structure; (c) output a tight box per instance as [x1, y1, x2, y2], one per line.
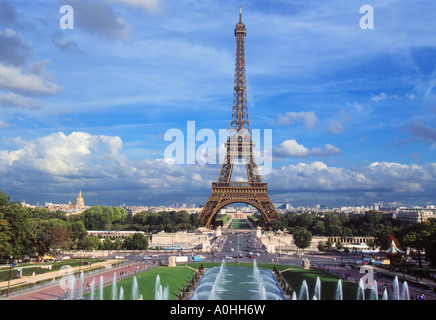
[199, 9, 279, 228]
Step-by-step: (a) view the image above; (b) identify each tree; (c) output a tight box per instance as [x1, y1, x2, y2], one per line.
[100, 238, 113, 250]
[312, 220, 325, 236]
[0, 211, 12, 257]
[0, 189, 10, 207]
[70, 221, 88, 245]
[402, 231, 429, 268]
[323, 213, 342, 236]
[122, 233, 149, 250]
[45, 227, 73, 253]
[293, 227, 312, 251]
[77, 236, 101, 250]
[266, 219, 285, 231]
[113, 238, 123, 251]
[3, 203, 39, 258]
[81, 206, 111, 230]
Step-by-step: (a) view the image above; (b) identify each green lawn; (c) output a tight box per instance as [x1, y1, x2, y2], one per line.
[280, 267, 358, 300]
[96, 266, 196, 300]
[229, 219, 250, 229]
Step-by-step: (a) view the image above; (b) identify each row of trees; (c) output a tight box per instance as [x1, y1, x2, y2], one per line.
[255, 211, 401, 239]
[0, 190, 202, 259]
[253, 211, 436, 267]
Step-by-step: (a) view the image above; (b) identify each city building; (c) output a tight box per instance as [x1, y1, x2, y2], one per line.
[44, 191, 88, 215]
[87, 230, 145, 240]
[76, 190, 85, 208]
[394, 206, 436, 227]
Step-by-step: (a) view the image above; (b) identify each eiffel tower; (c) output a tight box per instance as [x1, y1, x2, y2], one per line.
[199, 8, 279, 228]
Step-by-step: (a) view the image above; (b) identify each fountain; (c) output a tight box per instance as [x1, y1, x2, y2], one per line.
[357, 278, 365, 300]
[192, 259, 226, 300]
[392, 276, 400, 300]
[298, 280, 309, 300]
[132, 276, 139, 300]
[111, 272, 117, 300]
[69, 275, 76, 300]
[155, 275, 169, 300]
[191, 259, 284, 300]
[382, 287, 388, 300]
[119, 287, 124, 300]
[209, 263, 225, 300]
[79, 271, 84, 299]
[312, 277, 321, 300]
[99, 275, 104, 300]
[369, 279, 378, 300]
[335, 279, 343, 300]
[401, 281, 409, 300]
[90, 278, 95, 300]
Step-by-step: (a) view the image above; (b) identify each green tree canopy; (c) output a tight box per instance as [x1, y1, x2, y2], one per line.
[122, 233, 149, 250]
[293, 227, 312, 250]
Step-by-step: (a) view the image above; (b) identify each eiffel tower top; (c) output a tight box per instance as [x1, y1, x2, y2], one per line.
[231, 7, 249, 136]
[235, 7, 246, 36]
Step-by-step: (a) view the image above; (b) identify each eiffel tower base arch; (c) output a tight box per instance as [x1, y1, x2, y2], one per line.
[199, 182, 279, 229]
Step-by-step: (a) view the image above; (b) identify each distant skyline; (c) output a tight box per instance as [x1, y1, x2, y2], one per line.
[1, 0, 436, 208]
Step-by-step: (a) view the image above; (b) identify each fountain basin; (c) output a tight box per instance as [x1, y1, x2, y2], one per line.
[191, 260, 284, 300]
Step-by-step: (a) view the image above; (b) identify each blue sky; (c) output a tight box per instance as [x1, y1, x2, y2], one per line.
[0, 0, 436, 208]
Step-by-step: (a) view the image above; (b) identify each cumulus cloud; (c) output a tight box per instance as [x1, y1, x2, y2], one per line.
[0, 27, 61, 108]
[0, 63, 62, 96]
[276, 111, 319, 129]
[0, 132, 128, 176]
[266, 161, 436, 196]
[0, 131, 215, 203]
[273, 139, 341, 158]
[1, 131, 435, 205]
[0, 92, 43, 109]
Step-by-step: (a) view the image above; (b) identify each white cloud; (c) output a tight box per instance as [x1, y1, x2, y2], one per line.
[1, 131, 435, 206]
[0, 91, 43, 109]
[370, 92, 388, 102]
[327, 120, 344, 134]
[266, 161, 436, 195]
[0, 63, 62, 96]
[370, 92, 398, 102]
[0, 132, 127, 176]
[273, 139, 341, 158]
[276, 111, 319, 129]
